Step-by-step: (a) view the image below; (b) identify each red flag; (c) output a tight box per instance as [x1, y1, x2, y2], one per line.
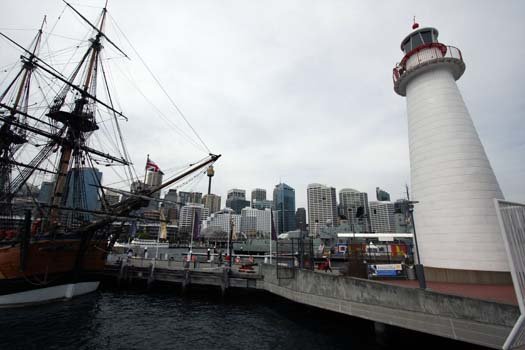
[145, 158, 161, 173]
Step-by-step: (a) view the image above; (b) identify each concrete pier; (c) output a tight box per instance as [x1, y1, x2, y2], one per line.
[101, 257, 519, 349]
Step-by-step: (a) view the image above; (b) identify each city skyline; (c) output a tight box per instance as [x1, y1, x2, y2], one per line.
[2, 1, 523, 212]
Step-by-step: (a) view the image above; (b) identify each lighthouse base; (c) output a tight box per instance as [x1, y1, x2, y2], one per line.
[423, 267, 512, 285]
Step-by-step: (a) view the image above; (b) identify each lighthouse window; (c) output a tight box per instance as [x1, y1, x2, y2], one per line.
[421, 31, 432, 44]
[402, 39, 411, 53]
[411, 33, 423, 49]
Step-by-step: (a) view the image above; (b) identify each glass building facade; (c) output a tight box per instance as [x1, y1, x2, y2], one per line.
[273, 183, 296, 234]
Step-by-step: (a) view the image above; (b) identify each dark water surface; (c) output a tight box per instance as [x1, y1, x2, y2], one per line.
[0, 286, 488, 350]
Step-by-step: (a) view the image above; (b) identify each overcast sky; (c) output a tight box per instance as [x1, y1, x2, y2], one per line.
[1, 0, 524, 209]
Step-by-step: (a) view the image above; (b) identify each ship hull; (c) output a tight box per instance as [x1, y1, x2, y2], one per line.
[0, 280, 99, 307]
[0, 238, 108, 306]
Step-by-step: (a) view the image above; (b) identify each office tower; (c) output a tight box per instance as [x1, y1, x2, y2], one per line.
[307, 183, 338, 236]
[203, 208, 241, 236]
[202, 193, 221, 215]
[295, 207, 307, 232]
[376, 187, 391, 201]
[273, 183, 296, 234]
[178, 203, 209, 239]
[339, 188, 370, 232]
[251, 188, 267, 202]
[226, 188, 250, 214]
[369, 201, 395, 233]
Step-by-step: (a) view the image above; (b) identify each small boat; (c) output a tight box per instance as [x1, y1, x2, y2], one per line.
[113, 238, 169, 249]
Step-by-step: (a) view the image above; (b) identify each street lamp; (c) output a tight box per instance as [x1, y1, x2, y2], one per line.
[408, 200, 426, 289]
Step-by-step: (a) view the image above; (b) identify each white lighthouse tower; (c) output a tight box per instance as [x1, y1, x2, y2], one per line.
[393, 24, 510, 283]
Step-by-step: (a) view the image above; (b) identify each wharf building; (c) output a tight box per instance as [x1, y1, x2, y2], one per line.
[393, 25, 508, 283]
[273, 183, 297, 234]
[226, 188, 250, 214]
[339, 188, 370, 232]
[307, 183, 338, 236]
[369, 201, 396, 233]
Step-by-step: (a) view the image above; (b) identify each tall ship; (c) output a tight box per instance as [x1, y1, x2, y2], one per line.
[0, 2, 219, 306]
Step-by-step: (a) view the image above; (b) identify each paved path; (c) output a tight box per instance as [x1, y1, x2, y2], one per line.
[382, 280, 517, 305]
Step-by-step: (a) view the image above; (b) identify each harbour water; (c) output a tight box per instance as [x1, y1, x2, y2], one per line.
[0, 285, 488, 350]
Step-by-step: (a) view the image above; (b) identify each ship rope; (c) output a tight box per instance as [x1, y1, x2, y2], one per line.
[108, 13, 212, 154]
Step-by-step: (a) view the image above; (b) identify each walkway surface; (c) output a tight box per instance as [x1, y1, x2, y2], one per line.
[382, 280, 518, 305]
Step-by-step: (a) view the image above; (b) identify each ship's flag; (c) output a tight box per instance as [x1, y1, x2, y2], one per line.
[145, 157, 163, 174]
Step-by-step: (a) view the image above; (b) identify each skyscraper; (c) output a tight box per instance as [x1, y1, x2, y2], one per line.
[226, 188, 250, 214]
[273, 183, 296, 234]
[339, 188, 370, 232]
[295, 207, 307, 232]
[307, 183, 338, 236]
[240, 207, 273, 238]
[179, 203, 209, 239]
[393, 24, 507, 282]
[202, 194, 221, 216]
[369, 201, 395, 233]
[251, 188, 266, 202]
[375, 187, 390, 201]
[64, 167, 102, 221]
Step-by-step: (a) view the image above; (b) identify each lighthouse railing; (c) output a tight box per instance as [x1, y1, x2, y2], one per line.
[393, 45, 463, 84]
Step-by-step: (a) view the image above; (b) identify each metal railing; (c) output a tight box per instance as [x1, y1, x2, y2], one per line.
[393, 44, 463, 84]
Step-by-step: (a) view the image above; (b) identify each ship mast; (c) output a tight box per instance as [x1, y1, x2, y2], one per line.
[47, 5, 108, 229]
[0, 17, 46, 214]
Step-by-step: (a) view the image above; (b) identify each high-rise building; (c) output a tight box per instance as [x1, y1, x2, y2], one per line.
[163, 189, 178, 206]
[202, 194, 221, 216]
[37, 181, 54, 205]
[295, 207, 307, 232]
[145, 170, 163, 210]
[393, 25, 507, 282]
[177, 191, 202, 206]
[375, 187, 390, 201]
[178, 203, 209, 239]
[240, 207, 273, 238]
[63, 167, 102, 221]
[227, 188, 246, 200]
[251, 188, 266, 202]
[369, 201, 395, 233]
[252, 199, 273, 210]
[307, 183, 338, 236]
[339, 188, 370, 232]
[202, 208, 241, 237]
[226, 188, 249, 214]
[273, 183, 296, 234]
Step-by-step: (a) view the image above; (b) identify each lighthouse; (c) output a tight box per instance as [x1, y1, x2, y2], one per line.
[393, 24, 510, 283]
